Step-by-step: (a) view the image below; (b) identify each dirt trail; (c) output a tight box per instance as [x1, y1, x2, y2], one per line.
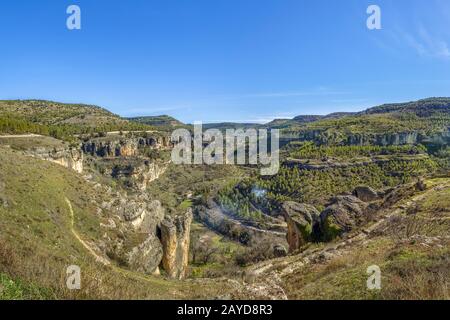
[0, 134, 43, 138]
[65, 198, 111, 266]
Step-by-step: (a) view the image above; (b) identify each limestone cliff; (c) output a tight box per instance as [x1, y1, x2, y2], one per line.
[111, 160, 169, 190]
[26, 146, 83, 173]
[82, 135, 172, 158]
[282, 128, 450, 147]
[159, 209, 193, 279]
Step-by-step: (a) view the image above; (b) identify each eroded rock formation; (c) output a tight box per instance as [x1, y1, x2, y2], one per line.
[82, 135, 172, 158]
[319, 195, 372, 241]
[126, 234, 163, 275]
[281, 202, 320, 252]
[26, 146, 83, 173]
[160, 209, 193, 279]
[353, 186, 379, 202]
[111, 160, 169, 190]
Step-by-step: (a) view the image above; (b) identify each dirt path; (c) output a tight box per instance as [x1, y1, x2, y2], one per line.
[65, 198, 111, 266]
[0, 134, 43, 138]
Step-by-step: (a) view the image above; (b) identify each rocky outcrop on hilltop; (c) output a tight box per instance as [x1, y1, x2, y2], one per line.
[281, 202, 320, 252]
[160, 209, 193, 279]
[26, 146, 83, 173]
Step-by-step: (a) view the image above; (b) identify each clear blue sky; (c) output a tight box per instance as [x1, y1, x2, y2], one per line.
[1, 0, 449, 123]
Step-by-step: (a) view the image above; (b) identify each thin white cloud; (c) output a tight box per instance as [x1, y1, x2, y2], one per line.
[396, 25, 450, 59]
[239, 88, 348, 98]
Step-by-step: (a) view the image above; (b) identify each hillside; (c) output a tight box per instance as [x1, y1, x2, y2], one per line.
[0, 145, 239, 299]
[128, 115, 185, 129]
[0, 100, 153, 140]
[270, 98, 450, 147]
[361, 97, 450, 116]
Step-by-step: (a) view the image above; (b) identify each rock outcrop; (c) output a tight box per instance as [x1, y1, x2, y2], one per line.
[26, 146, 83, 173]
[82, 135, 172, 158]
[103, 192, 165, 232]
[160, 209, 193, 279]
[353, 186, 379, 202]
[319, 195, 371, 241]
[281, 129, 450, 147]
[111, 160, 169, 190]
[281, 202, 320, 252]
[126, 234, 163, 275]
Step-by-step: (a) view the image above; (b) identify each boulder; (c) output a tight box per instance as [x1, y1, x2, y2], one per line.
[160, 209, 193, 279]
[281, 202, 320, 252]
[320, 195, 369, 241]
[126, 234, 163, 275]
[353, 186, 379, 202]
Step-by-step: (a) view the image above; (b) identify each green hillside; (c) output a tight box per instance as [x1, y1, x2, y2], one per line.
[0, 100, 153, 140]
[128, 115, 185, 129]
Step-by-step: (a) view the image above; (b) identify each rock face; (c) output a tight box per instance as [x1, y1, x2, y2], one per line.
[126, 234, 163, 275]
[160, 209, 193, 279]
[82, 135, 172, 158]
[319, 195, 370, 241]
[111, 160, 169, 191]
[281, 202, 320, 252]
[97, 187, 193, 277]
[26, 147, 83, 173]
[281, 129, 450, 147]
[353, 186, 379, 202]
[108, 192, 165, 232]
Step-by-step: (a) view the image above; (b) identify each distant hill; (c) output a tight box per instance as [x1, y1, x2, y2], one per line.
[360, 97, 450, 117]
[0, 100, 125, 126]
[0, 100, 153, 139]
[201, 122, 260, 131]
[128, 115, 185, 128]
[292, 115, 323, 123]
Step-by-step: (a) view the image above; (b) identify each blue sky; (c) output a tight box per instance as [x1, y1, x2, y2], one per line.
[0, 0, 449, 123]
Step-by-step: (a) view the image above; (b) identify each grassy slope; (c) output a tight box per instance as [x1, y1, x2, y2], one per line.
[0, 146, 232, 299]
